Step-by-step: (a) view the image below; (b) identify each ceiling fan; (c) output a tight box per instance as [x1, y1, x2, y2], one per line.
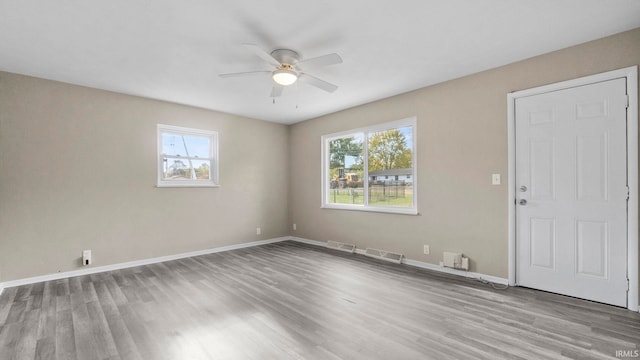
[219, 44, 343, 98]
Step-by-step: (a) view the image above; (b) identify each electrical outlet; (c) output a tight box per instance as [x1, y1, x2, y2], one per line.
[293, 223, 297, 231]
[82, 250, 92, 266]
[256, 227, 261, 235]
[423, 245, 430, 255]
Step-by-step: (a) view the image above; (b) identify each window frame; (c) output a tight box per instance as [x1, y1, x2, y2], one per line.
[321, 117, 417, 215]
[157, 124, 219, 188]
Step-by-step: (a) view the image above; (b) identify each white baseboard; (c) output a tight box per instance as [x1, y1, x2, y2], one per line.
[288, 236, 509, 285]
[288, 236, 327, 247]
[0, 235, 507, 296]
[403, 258, 508, 285]
[0, 237, 289, 292]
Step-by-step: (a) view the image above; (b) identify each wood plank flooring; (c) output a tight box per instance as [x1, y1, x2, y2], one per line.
[0, 241, 639, 359]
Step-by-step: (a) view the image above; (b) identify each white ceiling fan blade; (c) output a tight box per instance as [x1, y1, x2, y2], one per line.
[297, 53, 342, 69]
[270, 85, 284, 98]
[244, 43, 281, 67]
[298, 73, 338, 93]
[218, 70, 271, 78]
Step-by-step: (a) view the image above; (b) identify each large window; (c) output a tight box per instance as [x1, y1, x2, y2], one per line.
[322, 117, 416, 214]
[157, 124, 218, 187]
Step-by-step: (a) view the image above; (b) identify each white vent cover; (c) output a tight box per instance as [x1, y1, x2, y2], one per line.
[327, 240, 356, 253]
[364, 248, 403, 264]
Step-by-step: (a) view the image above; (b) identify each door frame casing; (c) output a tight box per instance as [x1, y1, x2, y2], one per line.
[507, 66, 639, 311]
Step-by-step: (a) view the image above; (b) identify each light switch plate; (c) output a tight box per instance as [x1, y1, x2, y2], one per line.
[492, 173, 501, 185]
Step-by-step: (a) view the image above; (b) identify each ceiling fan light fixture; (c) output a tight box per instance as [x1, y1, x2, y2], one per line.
[272, 67, 298, 86]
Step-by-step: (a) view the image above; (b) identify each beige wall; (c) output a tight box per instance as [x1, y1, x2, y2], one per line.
[0, 72, 290, 282]
[289, 28, 640, 278]
[1, 28, 639, 284]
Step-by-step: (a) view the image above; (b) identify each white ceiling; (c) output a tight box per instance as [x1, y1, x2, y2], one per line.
[1, 1, 639, 124]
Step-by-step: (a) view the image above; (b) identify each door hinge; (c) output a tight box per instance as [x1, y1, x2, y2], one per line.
[627, 185, 630, 200]
[628, 278, 630, 291]
[626, 94, 630, 109]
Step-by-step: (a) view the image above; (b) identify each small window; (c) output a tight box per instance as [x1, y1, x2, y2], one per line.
[157, 124, 218, 187]
[322, 117, 417, 215]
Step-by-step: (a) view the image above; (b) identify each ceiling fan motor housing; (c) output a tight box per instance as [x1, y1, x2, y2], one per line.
[270, 49, 300, 66]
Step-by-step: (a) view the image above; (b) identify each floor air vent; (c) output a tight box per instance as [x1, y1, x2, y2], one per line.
[327, 241, 356, 253]
[364, 248, 403, 264]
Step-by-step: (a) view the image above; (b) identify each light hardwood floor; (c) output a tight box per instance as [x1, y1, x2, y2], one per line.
[0, 241, 639, 359]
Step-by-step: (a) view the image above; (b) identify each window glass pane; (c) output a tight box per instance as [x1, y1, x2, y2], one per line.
[327, 134, 364, 205]
[161, 133, 210, 158]
[367, 126, 413, 208]
[162, 158, 211, 180]
[322, 119, 416, 213]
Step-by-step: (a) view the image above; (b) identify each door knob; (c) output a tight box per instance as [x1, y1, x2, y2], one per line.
[520, 185, 527, 192]
[519, 199, 527, 205]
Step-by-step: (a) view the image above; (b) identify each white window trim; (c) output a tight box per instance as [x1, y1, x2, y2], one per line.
[321, 117, 418, 215]
[157, 124, 219, 188]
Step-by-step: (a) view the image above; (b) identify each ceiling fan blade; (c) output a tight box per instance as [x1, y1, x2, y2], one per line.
[270, 85, 284, 98]
[297, 53, 343, 69]
[218, 70, 271, 78]
[244, 43, 281, 67]
[298, 73, 338, 93]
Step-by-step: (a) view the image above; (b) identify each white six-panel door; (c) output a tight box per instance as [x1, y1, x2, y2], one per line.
[515, 78, 628, 307]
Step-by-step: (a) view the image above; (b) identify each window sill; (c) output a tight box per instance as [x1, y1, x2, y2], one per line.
[321, 204, 418, 215]
[156, 182, 220, 188]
